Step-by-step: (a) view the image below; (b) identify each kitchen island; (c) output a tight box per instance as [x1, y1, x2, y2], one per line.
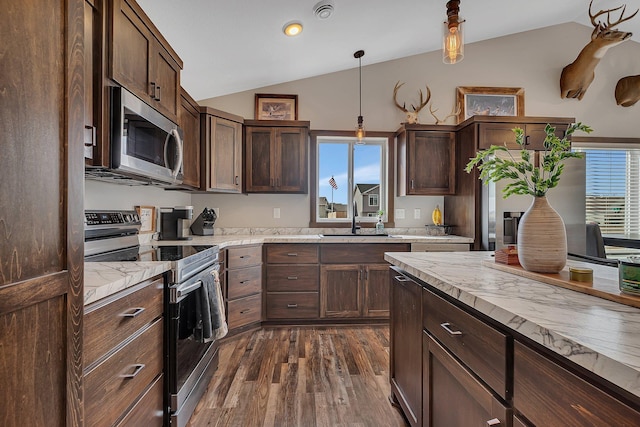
[385, 251, 640, 425]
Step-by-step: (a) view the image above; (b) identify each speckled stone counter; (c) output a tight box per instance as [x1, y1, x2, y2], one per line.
[384, 251, 640, 399]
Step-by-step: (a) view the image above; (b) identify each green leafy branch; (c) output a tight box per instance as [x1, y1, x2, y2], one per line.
[464, 123, 592, 198]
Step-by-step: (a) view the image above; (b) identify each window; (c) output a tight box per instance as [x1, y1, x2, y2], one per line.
[310, 131, 395, 227]
[574, 143, 640, 235]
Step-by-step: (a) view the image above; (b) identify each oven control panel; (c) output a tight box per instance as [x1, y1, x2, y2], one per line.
[85, 210, 140, 226]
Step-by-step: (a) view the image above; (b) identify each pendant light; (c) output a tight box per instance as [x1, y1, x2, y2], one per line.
[354, 50, 365, 142]
[443, 0, 465, 64]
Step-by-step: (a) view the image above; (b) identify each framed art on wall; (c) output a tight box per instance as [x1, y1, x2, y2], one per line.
[255, 93, 298, 120]
[456, 86, 524, 123]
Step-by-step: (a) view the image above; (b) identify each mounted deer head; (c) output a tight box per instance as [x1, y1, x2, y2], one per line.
[560, 0, 638, 100]
[428, 102, 461, 125]
[615, 75, 640, 106]
[393, 81, 431, 124]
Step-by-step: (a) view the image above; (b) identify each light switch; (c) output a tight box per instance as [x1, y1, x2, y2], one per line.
[396, 209, 405, 219]
[273, 207, 281, 218]
[414, 208, 421, 219]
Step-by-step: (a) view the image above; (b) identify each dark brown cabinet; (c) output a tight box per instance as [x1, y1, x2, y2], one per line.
[397, 124, 456, 196]
[110, 0, 182, 122]
[1, 0, 84, 424]
[244, 120, 309, 193]
[478, 121, 569, 150]
[225, 245, 263, 334]
[84, 277, 165, 427]
[265, 244, 320, 321]
[179, 88, 201, 188]
[200, 107, 244, 192]
[389, 270, 423, 427]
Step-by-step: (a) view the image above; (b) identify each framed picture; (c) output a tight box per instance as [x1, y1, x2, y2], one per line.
[135, 205, 156, 234]
[456, 87, 525, 123]
[255, 94, 298, 120]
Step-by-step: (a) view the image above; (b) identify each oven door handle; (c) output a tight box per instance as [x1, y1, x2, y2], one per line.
[171, 280, 203, 303]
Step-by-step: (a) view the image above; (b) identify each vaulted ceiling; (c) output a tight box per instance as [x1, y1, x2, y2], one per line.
[136, 0, 640, 100]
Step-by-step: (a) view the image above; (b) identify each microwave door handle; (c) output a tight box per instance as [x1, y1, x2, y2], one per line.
[164, 128, 183, 180]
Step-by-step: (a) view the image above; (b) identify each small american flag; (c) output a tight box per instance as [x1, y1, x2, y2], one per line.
[328, 176, 338, 190]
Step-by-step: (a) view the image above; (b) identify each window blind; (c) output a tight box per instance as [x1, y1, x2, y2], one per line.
[574, 147, 640, 235]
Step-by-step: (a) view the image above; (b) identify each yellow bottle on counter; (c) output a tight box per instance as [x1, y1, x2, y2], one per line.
[432, 205, 442, 226]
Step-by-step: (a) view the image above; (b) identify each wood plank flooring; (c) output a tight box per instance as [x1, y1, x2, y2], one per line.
[187, 326, 408, 427]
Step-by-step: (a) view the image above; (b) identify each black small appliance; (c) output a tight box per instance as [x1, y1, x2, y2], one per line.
[190, 208, 217, 236]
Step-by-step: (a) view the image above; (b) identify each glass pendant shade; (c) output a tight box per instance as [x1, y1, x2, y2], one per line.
[443, 21, 464, 64]
[355, 115, 365, 142]
[354, 50, 365, 142]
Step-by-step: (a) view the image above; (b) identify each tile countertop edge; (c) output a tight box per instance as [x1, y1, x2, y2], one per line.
[384, 251, 640, 400]
[84, 261, 172, 306]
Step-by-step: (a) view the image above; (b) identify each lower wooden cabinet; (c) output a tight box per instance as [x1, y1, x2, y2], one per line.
[514, 341, 640, 426]
[225, 245, 262, 333]
[83, 276, 165, 427]
[423, 333, 510, 427]
[390, 270, 423, 427]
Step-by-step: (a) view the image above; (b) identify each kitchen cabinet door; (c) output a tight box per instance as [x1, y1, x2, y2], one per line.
[210, 116, 243, 192]
[478, 122, 569, 150]
[276, 127, 308, 192]
[1, 0, 84, 424]
[245, 126, 275, 191]
[179, 87, 200, 188]
[320, 265, 361, 317]
[363, 264, 391, 317]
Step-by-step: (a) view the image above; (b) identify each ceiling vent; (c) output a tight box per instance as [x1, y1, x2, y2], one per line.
[313, 1, 334, 20]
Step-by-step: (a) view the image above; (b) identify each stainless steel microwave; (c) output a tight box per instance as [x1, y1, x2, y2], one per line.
[107, 86, 184, 185]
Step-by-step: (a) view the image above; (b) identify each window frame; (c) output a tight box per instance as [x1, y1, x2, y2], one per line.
[309, 130, 395, 228]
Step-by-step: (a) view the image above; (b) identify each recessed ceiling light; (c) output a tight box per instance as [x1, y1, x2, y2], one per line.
[313, 1, 334, 20]
[283, 21, 303, 37]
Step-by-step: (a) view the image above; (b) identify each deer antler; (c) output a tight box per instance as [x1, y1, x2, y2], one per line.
[393, 81, 409, 113]
[411, 86, 431, 114]
[589, 0, 638, 39]
[428, 102, 461, 125]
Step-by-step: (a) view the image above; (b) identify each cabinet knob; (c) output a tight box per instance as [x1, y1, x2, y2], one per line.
[235, 176, 239, 185]
[525, 135, 531, 145]
[239, 309, 252, 314]
[155, 85, 161, 101]
[287, 253, 298, 257]
[120, 307, 145, 318]
[122, 363, 145, 379]
[84, 125, 96, 147]
[149, 82, 156, 97]
[287, 276, 298, 280]
[411, 179, 415, 189]
[440, 322, 463, 336]
[486, 418, 500, 426]
[394, 275, 409, 282]
[287, 304, 298, 308]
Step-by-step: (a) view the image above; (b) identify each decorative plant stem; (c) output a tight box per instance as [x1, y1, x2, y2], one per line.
[465, 123, 592, 198]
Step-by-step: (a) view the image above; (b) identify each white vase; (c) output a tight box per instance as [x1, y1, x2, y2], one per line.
[517, 196, 567, 273]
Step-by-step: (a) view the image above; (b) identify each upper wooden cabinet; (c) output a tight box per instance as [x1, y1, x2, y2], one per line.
[244, 120, 309, 193]
[178, 88, 201, 188]
[397, 124, 456, 196]
[200, 107, 244, 193]
[110, 0, 183, 122]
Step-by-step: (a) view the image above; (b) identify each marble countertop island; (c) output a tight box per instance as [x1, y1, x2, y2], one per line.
[384, 251, 640, 400]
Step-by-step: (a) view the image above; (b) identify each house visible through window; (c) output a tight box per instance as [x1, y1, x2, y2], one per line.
[315, 136, 387, 223]
[573, 145, 640, 235]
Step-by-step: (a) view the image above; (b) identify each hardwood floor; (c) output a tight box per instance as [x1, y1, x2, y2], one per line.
[187, 326, 408, 427]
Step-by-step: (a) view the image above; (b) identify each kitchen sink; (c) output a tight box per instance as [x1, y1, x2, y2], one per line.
[320, 233, 392, 237]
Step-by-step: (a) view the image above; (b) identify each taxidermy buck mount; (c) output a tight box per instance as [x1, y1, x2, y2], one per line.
[560, 0, 638, 100]
[393, 81, 430, 124]
[615, 75, 640, 106]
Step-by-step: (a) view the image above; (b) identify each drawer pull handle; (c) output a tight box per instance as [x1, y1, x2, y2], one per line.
[287, 253, 298, 257]
[287, 276, 298, 280]
[287, 304, 298, 308]
[121, 307, 145, 318]
[486, 419, 501, 426]
[440, 322, 462, 336]
[240, 280, 249, 284]
[240, 255, 251, 259]
[122, 363, 145, 379]
[394, 275, 409, 282]
[240, 309, 251, 314]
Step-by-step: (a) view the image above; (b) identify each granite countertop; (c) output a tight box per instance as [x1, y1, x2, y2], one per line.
[384, 251, 640, 399]
[84, 233, 472, 306]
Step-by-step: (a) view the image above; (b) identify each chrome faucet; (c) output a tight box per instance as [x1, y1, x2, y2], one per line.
[351, 200, 360, 235]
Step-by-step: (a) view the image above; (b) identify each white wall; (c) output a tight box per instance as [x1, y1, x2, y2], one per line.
[86, 23, 640, 228]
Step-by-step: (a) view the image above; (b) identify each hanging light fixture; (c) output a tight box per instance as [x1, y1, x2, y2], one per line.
[443, 0, 465, 64]
[354, 49, 365, 142]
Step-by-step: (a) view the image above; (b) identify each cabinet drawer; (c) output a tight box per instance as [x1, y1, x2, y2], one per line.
[85, 318, 164, 427]
[266, 244, 319, 264]
[227, 265, 262, 299]
[266, 292, 319, 319]
[84, 277, 163, 369]
[266, 265, 319, 292]
[227, 245, 262, 268]
[320, 243, 410, 264]
[116, 374, 163, 427]
[227, 293, 262, 329]
[423, 288, 508, 399]
[514, 341, 640, 426]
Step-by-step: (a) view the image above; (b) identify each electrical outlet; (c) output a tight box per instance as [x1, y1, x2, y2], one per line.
[273, 207, 281, 219]
[396, 208, 405, 219]
[414, 208, 421, 219]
